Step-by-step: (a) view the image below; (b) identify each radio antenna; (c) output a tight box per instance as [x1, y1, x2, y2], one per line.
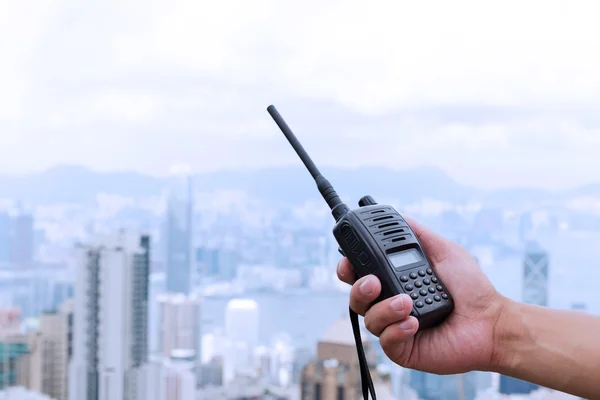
[267, 105, 349, 221]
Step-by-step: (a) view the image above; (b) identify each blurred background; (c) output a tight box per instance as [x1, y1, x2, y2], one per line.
[0, 0, 598, 399]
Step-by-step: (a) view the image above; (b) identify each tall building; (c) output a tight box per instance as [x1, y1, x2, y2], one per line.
[68, 231, 150, 400]
[301, 315, 379, 400]
[17, 300, 73, 400]
[165, 167, 193, 294]
[522, 241, 549, 306]
[9, 212, 34, 269]
[149, 272, 166, 354]
[0, 333, 29, 390]
[157, 293, 201, 385]
[0, 212, 10, 266]
[223, 299, 259, 384]
[499, 241, 548, 396]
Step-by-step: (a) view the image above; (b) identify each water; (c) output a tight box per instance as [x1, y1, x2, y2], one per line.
[201, 290, 350, 350]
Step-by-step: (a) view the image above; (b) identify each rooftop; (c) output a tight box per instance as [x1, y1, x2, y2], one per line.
[319, 314, 370, 346]
[226, 298, 258, 310]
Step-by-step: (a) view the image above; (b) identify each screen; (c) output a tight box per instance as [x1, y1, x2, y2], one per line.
[388, 248, 422, 268]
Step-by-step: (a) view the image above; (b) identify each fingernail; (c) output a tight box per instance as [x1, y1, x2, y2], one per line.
[390, 296, 405, 312]
[359, 277, 373, 295]
[336, 261, 344, 278]
[399, 318, 414, 331]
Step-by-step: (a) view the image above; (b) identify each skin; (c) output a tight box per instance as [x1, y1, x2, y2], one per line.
[336, 215, 600, 399]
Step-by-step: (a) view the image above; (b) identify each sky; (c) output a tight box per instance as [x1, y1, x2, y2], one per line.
[2, 0, 600, 189]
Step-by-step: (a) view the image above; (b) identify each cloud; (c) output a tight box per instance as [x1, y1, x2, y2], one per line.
[1, 0, 600, 189]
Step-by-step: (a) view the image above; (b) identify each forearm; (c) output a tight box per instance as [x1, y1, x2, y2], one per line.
[492, 296, 600, 399]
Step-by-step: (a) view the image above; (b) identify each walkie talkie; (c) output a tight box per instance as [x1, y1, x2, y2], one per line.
[267, 105, 455, 399]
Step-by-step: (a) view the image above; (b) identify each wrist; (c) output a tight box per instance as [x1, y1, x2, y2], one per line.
[489, 295, 526, 373]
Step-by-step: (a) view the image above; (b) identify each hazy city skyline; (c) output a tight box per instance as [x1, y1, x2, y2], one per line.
[2, 1, 600, 190]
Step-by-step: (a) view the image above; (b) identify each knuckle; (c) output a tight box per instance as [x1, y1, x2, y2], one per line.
[379, 330, 394, 350]
[349, 299, 364, 316]
[364, 315, 376, 334]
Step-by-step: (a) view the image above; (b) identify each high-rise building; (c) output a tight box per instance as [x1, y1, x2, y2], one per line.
[157, 293, 201, 385]
[149, 272, 166, 354]
[18, 300, 72, 400]
[9, 212, 34, 269]
[223, 299, 259, 384]
[0, 333, 29, 390]
[499, 241, 548, 395]
[68, 231, 150, 400]
[301, 315, 379, 400]
[165, 167, 193, 295]
[522, 241, 549, 306]
[0, 212, 10, 266]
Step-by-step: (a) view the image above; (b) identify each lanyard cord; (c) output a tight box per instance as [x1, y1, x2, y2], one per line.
[350, 273, 377, 399]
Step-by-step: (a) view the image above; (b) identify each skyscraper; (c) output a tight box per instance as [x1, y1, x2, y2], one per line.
[68, 231, 150, 400]
[9, 211, 34, 269]
[165, 167, 193, 295]
[223, 299, 259, 384]
[0, 212, 10, 266]
[522, 241, 549, 306]
[17, 300, 72, 400]
[157, 293, 201, 386]
[499, 241, 548, 395]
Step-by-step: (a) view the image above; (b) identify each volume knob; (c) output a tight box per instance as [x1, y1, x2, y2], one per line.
[358, 195, 377, 207]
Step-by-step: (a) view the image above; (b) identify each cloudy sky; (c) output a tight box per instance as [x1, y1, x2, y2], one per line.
[1, 0, 600, 189]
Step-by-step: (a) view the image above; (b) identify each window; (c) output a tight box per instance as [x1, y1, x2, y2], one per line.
[314, 383, 321, 400]
[337, 386, 344, 400]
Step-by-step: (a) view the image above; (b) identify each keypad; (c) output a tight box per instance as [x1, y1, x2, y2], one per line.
[398, 268, 449, 309]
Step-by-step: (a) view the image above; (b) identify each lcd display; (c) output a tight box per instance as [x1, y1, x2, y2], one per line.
[388, 248, 421, 268]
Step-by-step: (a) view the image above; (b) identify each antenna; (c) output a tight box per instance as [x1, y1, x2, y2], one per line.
[267, 105, 349, 221]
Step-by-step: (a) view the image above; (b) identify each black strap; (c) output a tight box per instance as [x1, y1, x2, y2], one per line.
[350, 274, 377, 399]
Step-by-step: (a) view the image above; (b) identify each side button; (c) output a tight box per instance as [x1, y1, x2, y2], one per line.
[338, 247, 345, 257]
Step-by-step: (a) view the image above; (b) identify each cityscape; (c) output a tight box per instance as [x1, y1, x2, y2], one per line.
[2, 1, 600, 399]
[0, 164, 596, 400]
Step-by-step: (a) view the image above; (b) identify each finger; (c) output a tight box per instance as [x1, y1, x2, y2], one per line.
[402, 214, 452, 264]
[336, 258, 355, 285]
[379, 316, 419, 363]
[363, 294, 413, 337]
[349, 275, 381, 316]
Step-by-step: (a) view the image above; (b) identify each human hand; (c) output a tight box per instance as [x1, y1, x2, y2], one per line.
[336, 215, 507, 374]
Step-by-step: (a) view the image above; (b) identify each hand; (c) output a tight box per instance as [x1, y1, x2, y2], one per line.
[336, 215, 507, 374]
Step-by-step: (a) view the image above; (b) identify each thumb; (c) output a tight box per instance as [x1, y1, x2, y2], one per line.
[402, 215, 452, 265]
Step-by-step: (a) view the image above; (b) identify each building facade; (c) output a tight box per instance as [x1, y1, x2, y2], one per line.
[68, 231, 150, 400]
[165, 170, 193, 295]
[157, 293, 201, 385]
[301, 316, 377, 400]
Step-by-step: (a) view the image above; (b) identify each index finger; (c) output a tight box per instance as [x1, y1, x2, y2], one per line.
[336, 258, 355, 285]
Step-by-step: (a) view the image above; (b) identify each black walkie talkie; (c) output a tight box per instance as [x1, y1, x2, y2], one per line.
[267, 105, 454, 399]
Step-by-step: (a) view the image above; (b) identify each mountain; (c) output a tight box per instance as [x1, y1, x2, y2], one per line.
[0, 165, 475, 206]
[0, 164, 598, 207]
